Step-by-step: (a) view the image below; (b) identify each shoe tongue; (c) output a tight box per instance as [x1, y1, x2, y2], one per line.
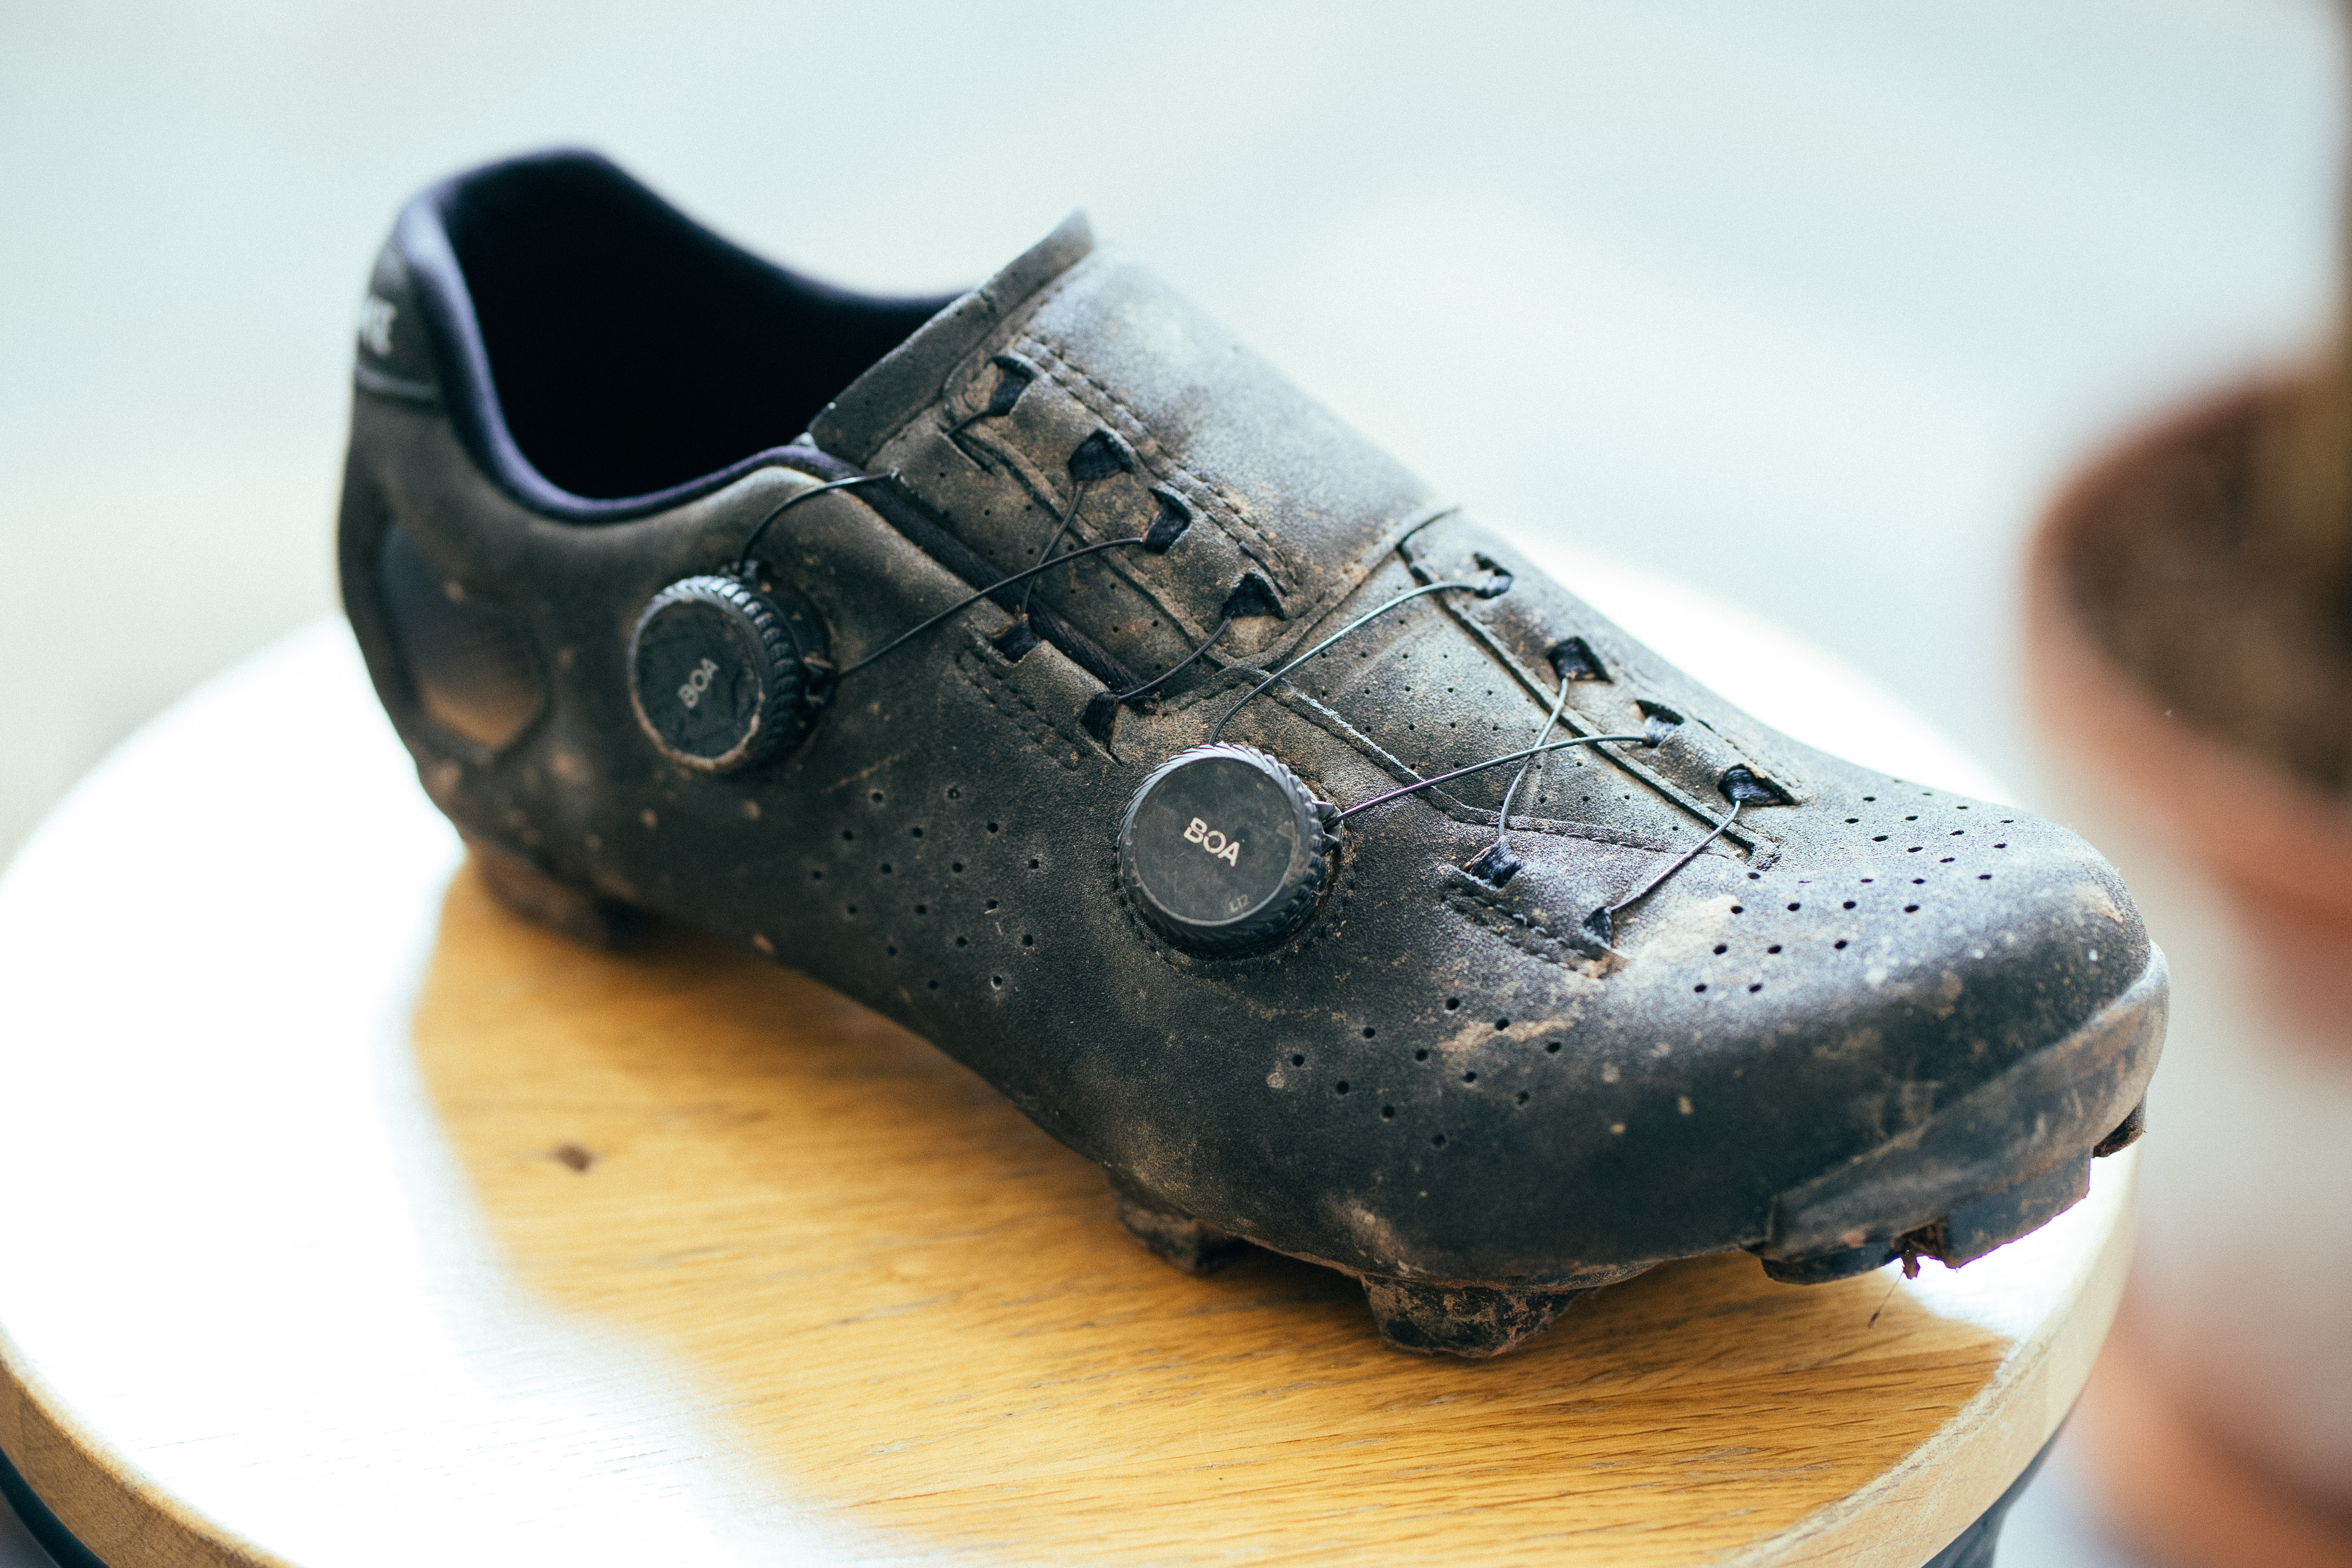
[811, 214, 1438, 674]
[813, 213, 1098, 458]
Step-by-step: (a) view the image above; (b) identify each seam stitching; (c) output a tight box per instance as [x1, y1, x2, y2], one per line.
[1441, 887, 1607, 975]
[1014, 334, 1302, 595]
[956, 648, 1094, 771]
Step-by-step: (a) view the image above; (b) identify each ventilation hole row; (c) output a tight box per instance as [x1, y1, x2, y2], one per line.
[898, 967, 1022, 995]
[864, 786, 983, 806]
[881, 931, 1034, 955]
[1726, 860, 2000, 920]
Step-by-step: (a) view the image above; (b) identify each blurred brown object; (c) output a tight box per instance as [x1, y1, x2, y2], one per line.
[2077, 1320, 2352, 1568]
[2033, 5, 2352, 1494]
[2034, 383, 2352, 1045]
[2029, 385, 2352, 1565]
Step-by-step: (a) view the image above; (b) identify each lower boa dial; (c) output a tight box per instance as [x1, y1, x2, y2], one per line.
[1117, 744, 1340, 954]
[628, 574, 828, 773]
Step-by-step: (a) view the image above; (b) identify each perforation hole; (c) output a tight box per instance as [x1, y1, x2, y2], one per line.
[1291, 1053, 1305, 1066]
[1335, 1081, 1350, 1095]
[1415, 1049, 1430, 1062]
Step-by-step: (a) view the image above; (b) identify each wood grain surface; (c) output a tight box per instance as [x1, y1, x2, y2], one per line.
[0, 544, 2133, 1568]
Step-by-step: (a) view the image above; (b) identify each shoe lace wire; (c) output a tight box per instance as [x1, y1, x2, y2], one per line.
[773, 466, 1757, 947]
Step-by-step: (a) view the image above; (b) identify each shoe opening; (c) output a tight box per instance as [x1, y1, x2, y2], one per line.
[439, 152, 953, 501]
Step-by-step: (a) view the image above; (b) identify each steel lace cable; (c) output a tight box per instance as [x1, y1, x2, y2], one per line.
[1581, 795, 1746, 955]
[1334, 732, 1652, 821]
[1488, 664, 1578, 857]
[1112, 615, 1233, 706]
[830, 535, 1150, 681]
[733, 472, 898, 576]
[946, 357, 1034, 441]
[1017, 481, 1093, 622]
[1205, 576, 1505, 745]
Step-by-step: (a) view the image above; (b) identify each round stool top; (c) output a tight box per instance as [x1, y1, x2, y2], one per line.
[0, 542, 2132, 1568]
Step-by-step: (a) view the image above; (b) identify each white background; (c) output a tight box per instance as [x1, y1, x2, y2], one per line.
[0, 3, 2342, 1563]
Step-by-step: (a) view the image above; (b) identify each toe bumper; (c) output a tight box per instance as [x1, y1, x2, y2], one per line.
[1755, 944, 2167, 1274]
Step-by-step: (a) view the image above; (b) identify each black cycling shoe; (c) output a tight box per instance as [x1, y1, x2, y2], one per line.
[339, 150, 2164, 1357]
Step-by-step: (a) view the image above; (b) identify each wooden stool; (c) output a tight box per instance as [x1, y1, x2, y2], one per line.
[0, 544, 2132, 1568]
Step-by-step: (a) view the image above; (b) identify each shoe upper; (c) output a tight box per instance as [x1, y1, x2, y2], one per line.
[341, 150, 2163, 1290]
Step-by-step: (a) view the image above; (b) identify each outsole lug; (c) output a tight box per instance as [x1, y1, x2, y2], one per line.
[1755, 1147, 2105, 1286]
[1754, 1241, 1899, 1285]
[466, 836, 640, 949]
[2094, 1098, 2147, 1157]
[1360, 1278, 1589, 1357]
[1107, 1173, 1251, 1276]
[1938, 1158, 2091, 1267]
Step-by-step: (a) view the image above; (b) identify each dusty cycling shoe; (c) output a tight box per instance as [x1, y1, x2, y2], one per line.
[340, 150, 2165, 1357]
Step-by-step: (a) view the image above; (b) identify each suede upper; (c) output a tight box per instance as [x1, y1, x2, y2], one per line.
[340, 152, 2163, 1290]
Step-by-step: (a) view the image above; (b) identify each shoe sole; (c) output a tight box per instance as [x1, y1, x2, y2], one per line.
[467, 836, 2163, 1357]
[1126, 947, 2166, 1357]
[1748, 942, 2163, 1284]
